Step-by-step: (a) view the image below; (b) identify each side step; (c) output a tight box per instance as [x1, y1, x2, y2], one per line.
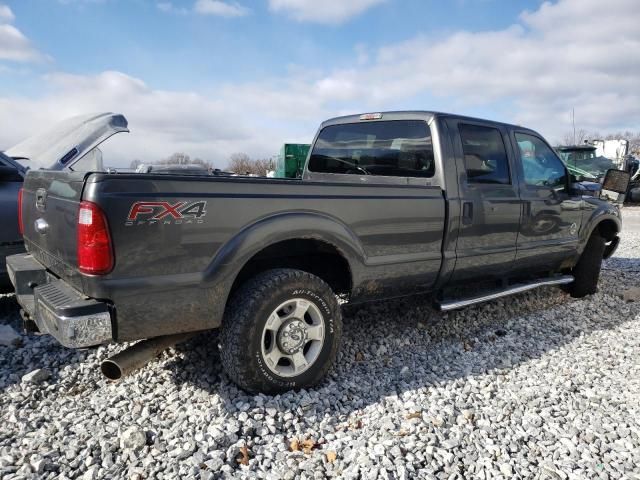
[438, 275, 574, 312]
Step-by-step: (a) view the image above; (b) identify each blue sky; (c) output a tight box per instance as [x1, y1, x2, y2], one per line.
[0, 0, 638, 167]
[7, 1, 539, 91]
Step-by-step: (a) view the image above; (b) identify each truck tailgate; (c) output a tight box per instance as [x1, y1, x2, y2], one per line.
[21, 170, 87, 289]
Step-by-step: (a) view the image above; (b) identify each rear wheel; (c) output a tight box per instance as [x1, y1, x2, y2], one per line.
[219, 268, 342, 393]
[567, 232, 606, 298]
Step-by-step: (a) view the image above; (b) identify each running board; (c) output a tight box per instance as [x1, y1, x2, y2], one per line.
[438, 275, 574, 312]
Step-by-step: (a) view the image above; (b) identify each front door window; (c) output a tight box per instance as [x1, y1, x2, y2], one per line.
[515, 133, 567, 189]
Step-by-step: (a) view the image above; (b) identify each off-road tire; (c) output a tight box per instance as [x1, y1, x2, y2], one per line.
[219, 268, 342, 394]
[567, 232, 606, 298]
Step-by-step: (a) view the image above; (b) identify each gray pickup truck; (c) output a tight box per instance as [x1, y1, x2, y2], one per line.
[7, 111, 629, 393]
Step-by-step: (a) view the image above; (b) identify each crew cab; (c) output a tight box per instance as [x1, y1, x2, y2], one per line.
[7, 111, 628, 393]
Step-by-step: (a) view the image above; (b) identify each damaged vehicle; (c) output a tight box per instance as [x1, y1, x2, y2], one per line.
[0, 152, 25, 291]
[7, 111, 630, 393]
[557, 144, 617, 181]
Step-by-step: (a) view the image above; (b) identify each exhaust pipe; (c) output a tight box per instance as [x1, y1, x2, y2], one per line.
[101, 333, 196, 380]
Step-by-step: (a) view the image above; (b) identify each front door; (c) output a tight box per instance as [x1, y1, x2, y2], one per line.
[447, 120, 522, 281]
[510, 131, 583, 273]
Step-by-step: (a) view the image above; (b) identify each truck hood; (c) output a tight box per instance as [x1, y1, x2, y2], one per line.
[580, 181, 602, 193]
[6, 112, 128, 171]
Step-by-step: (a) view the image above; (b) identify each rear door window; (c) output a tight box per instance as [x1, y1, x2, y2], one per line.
[459, 124, 510, 185]
[308, 120, 434, 178]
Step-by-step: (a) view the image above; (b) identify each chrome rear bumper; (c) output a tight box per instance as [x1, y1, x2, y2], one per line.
[7, 253, 113, 348]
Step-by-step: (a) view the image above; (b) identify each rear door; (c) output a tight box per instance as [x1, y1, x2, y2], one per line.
[445, 119, 522, 281]
[304, 116, 446, 296]
[510, 130, 583, 272]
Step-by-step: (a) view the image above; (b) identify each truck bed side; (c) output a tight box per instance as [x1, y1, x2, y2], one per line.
[72, 174, 446, 340]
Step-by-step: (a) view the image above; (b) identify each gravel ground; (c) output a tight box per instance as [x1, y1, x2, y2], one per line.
[1, 208, 639, 480]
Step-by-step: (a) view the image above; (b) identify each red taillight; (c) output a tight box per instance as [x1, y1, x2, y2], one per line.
[77, 201, 114, 275]
[17, 188, 24, 235]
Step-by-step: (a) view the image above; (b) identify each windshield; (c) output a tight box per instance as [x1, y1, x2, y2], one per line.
[558, 148, 615, 178]
[570, 151, 595, 162]
[559, 150, 596, 164]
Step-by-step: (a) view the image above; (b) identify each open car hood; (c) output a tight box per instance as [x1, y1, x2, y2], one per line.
[6, 112, 128, 170]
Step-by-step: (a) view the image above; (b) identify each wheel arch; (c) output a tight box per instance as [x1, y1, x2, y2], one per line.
[578, 208, 621, 257]
[595, 218, 620, 242]
[201, 211, 365, 324]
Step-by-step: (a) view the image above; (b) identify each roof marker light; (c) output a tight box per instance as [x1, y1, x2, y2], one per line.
[359, 113, 383, 121]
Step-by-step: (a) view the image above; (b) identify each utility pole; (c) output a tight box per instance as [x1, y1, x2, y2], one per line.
[572, 108, 576, 145]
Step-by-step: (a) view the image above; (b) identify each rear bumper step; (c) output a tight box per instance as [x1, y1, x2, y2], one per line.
[438, 275, 574, 312]
[7, 253, 113, 348]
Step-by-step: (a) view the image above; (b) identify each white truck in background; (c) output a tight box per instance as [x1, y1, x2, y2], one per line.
[592, 139, 630, 169]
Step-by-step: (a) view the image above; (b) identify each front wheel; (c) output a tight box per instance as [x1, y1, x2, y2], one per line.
[219, 269, 342, 394]
[567, 232, 606, 298]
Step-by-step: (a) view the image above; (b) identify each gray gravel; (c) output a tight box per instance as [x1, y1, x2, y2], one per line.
[1, 207, 640, 479]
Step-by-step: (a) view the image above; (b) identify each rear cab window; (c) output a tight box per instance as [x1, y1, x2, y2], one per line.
[308, 120, 435, 178]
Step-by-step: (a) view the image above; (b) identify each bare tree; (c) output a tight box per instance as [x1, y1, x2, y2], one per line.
[228, 153, 270, 176]
[604, 131, 640, 154]
[159, 152, 188, 165]
[130, 159, 142, 169]
[253, 158, 272, 177]
[561, 129, 589, 146]
[156, 152, 212, 169]
[558, 130, 640, 155]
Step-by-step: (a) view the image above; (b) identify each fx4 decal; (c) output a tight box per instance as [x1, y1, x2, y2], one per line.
[125, 201, 207, 226]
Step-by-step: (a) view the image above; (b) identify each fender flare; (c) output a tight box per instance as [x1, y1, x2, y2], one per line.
[578, 207, 621, 255]
[201, 211, 366, 297]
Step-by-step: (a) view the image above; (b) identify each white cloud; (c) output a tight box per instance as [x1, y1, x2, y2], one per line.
[157, 1, 189, 14]
[1, 0, 638, 167]
[0, 4, 15, 22]
[194, 0, 249, 17]
[268, 0, 385, 24]
[0, 3, 48, 63]
[0, 24, 48, 63]
[0, 71, 312, 167]
[292, 0, 640, 139]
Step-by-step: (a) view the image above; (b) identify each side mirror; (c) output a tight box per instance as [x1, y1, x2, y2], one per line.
[568, 182, 585, 195]
[0, 165, 22, 182]
[600, 169, 631, 203]
[601, 169, 630, 194]
[567, 172, 586, 195]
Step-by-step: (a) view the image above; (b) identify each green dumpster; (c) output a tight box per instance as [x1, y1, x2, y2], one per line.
[276, 143, 311, 178]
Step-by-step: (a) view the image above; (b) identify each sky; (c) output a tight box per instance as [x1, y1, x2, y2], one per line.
[0, 0, 638, 168]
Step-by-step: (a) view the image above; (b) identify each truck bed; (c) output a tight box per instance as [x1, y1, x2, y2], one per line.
[21, 171, 446, 340]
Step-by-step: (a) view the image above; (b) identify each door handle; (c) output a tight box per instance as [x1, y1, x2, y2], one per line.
[462, 202, 473, 225]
